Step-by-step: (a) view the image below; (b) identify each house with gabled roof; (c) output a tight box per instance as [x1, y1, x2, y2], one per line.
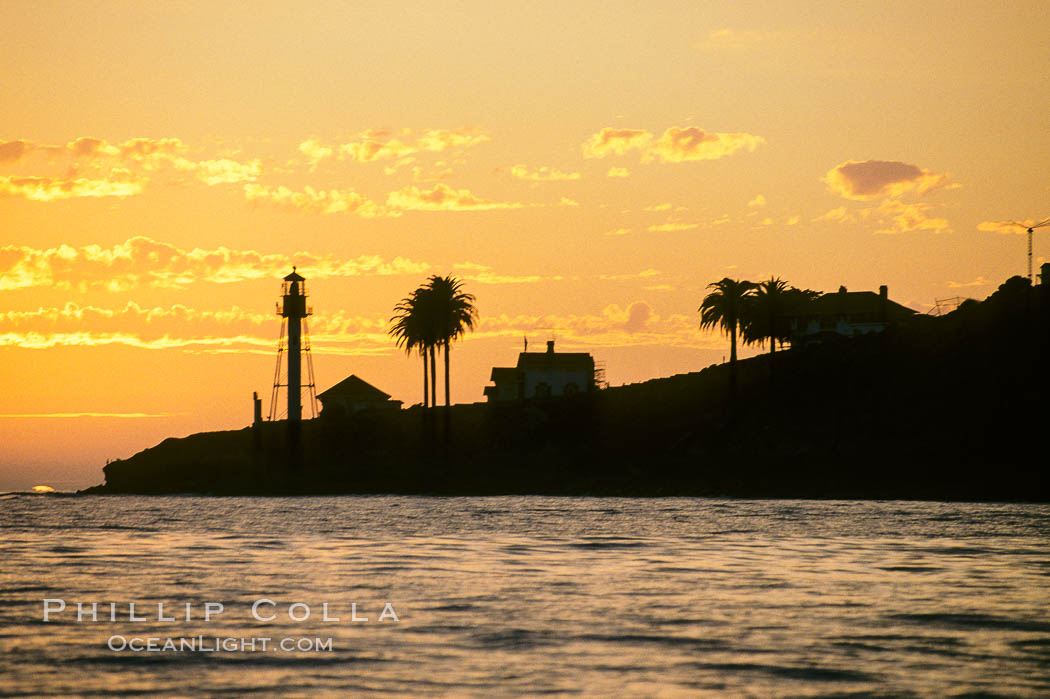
[317, 374, 402, 415]
[789, 284, 915, 346]
[484, 340, 596, 402]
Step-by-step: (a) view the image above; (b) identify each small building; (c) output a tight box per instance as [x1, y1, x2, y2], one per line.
[789, 285, 915, 346]
[484, 340, 596, 402]
[317, 375, 402, 415]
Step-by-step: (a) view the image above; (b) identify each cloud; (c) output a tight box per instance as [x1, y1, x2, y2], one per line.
[0, 136, 261, 194]
[598, 268, 661, 281]
[452, 261, 492, 272]
[244, 183, 389, 217]
[0, 236, 430, 291]
[2, 296, 731, 356]
[247, 181, 534, 216]
[300, 128, 489, 166]
[582, 128, 652, 158]
[0, 173, 144, 201]
[646, 127, 765, 163]
[99, 138, 261, 186]
[583, 125, 763, 163]
[813, 206, 855, 223]
[875, 199, 950, 234]
[67, 137, 120, 158]
[604, 228, 631, 236]
[449, 261, 551, 285]
[747, 194, 766, 208]
[452, 260, 551, 284]
[648, 222, 699, 232]
[175, 158, 260, 185]
[461, 271, 544, 284]
[299, 138, 334, 168]
[977, 219, 1044, 234]
[0, 136, 185, 165]
[824, 160, 953, 200]
[341, 138, 416, 163]
[385, 183, 523, 212]
[0, 139, 33, 162]
[0, 302, 397, 356]
[384, 157, 418, 176]
[619, 301, 653, 333]
[644, 202, 672, 212]
[0, 302, 277, 351]
[416, 128, 489, 152]
[117, 137, 186, 161]
[2, 300, 722, 355]
[476, 305, 717, 350]
[786, 215, 800, 225]
[948, 276, 990, 289]
[606, 167, 630, 178]
[510, 164, 581, 181]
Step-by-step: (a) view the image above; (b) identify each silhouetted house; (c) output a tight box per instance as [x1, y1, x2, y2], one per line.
[789, 285, 915, 346]
[317, 375, 402, 415]
[484, 340, 595, 401]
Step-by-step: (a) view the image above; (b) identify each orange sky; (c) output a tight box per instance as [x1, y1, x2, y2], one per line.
[2, 1, 1048, 490]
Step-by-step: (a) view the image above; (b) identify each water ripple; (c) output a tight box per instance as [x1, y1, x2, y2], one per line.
[1, 495, 1048, 695]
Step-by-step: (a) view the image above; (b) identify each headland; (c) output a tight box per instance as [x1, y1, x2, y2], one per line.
[83, 277, 1048, 500]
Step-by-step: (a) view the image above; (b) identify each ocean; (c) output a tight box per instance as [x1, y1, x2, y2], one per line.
[2, 495, 1049, 696]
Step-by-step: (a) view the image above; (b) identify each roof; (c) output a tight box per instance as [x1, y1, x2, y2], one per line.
[490, 366, 521, 382]
[805, 291, 915, 319]
[516, 351, 595, 372]
[317, 374, 391, 401]
[284, 268, 305, 282]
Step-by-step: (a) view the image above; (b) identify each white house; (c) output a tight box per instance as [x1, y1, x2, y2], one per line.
[484, 341, 596, 401]
[789, 285, 915, 346]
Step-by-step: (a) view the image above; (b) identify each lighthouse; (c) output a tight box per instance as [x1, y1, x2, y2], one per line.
[268, 267, 318, 423]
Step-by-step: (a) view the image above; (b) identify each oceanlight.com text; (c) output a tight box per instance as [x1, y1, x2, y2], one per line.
[107, 635, 334, 653]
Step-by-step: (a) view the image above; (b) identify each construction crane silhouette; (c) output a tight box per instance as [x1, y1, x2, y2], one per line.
[1009, 217, 1050, 282]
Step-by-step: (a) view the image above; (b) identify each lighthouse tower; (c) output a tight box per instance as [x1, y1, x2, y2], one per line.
[268, 267, 318, 422]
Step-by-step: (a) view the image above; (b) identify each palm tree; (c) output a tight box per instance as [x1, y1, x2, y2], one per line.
[699, 277, 757, 396]
[425, 274, 478, 407]
[389, 286, 436, 408]
[742, 277, 790, 357]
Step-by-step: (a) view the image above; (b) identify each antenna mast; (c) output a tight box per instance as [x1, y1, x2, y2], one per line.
[1010, 218, 1050, 282]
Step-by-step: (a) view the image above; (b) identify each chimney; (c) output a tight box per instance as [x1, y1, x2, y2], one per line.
[879, 285, 888, 322]
[546, 340, 555, 354]
[253, 391, 262, 426]
[879, 285, 888, 300]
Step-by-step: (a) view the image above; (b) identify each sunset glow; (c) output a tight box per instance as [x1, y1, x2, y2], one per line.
[2, 1, 1048, 490]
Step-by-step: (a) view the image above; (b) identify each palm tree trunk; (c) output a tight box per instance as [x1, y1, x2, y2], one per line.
[444, 340, 451, 407]
[729, 321, 738, 402]
[442, 340, 452, 457]
[429, 344, 437, 408]
[769, 308, 777, 357]
[422, 352, 428, 408]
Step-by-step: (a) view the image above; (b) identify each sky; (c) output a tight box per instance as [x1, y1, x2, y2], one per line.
[1, 1, 1048, 491]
